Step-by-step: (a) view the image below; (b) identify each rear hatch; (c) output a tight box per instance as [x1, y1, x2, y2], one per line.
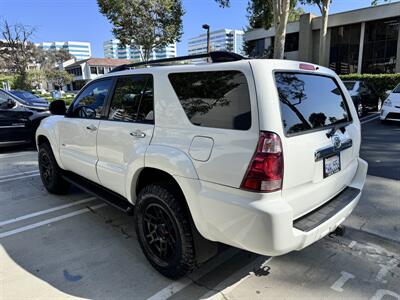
[252, 61, 360, 219]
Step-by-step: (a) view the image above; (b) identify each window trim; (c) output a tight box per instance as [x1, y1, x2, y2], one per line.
[102, 74, 155, 125]
[66, 77, 114, 119]
[272, 70, 353, 138]
[168, 70, 252, 131]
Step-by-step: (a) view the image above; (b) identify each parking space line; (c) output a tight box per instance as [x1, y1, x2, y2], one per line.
[361, 114, 380, 124]
[0, 170, 39, 180]
[0, 173, 40, 183]
[0, 203, 106, 239]
[0, 197, 97, 227]
[0, 152, 37, 159]
[146, 248, 239, 300]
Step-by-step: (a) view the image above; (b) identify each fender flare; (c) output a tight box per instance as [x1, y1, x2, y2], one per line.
[35, 117, 64, 169]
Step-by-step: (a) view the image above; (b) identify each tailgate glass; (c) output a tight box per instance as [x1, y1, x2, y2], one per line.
[275, 72, 351, 136]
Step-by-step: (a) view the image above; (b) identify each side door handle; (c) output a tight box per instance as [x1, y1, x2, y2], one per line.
[130, 130, 146, 138]
[86, 124, 97, 131]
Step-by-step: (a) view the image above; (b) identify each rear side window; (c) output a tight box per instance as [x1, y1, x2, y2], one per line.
[168, 71, 251, 130]
[393, 84, 400, 93]
[275, 72, 351, 136]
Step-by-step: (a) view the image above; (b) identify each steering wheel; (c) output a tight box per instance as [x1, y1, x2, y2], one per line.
[77, 106, 96, 118]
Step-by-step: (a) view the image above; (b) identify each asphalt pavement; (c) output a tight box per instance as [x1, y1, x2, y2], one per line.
[0, 114, 399, 300]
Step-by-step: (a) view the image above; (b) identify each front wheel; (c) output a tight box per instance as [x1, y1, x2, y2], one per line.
[134, 184, 196, 279]
[38, 143, 70, 194]
[356, 102, 364, 118]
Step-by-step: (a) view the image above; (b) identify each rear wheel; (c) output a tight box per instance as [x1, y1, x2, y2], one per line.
[134, 184, 196, 279]
[38, 143, 70, 194]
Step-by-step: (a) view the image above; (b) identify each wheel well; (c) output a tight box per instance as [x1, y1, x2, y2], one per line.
[135, 168, 189, 211]
[37, 135, 50, 146]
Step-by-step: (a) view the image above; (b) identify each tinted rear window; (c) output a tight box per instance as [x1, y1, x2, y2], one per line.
[343, 81, 356, 90]
[168, 71, 251, 130]
[275, 72, 350, 136]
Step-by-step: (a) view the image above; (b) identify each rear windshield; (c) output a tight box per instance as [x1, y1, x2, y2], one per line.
[275, 72, 351, 136]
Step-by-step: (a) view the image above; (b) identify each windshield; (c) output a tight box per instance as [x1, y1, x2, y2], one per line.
[275, 72, 351, 136]
[343, 81, 356, 90]
[10, 91, 40, 100]
[392, 84, 400, 94]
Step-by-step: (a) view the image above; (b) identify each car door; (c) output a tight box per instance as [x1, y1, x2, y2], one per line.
[96, 74, 154, 198]
[58, 78, 113, 183]
[0, 90, 30, 143]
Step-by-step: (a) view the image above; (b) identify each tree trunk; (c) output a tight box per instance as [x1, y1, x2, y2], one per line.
[319, 0, 330, 66]
[273, 0, 290, 59]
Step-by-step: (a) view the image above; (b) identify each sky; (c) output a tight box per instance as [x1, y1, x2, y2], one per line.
[0, 0, 398, 57]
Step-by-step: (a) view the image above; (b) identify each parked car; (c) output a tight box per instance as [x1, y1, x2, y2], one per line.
[380, 83, 400, 122]
[36, 52, 368, 279]
[0, 89, 50, 147]
[343, 80, 383, 117]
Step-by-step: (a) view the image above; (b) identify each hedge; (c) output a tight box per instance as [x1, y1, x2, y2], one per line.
[339, 73, 400, 99]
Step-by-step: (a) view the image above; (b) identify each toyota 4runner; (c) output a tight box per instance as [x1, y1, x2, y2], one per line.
[36, 52, 368, 279]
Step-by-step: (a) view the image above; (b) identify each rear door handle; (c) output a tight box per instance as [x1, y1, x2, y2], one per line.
[86, 124, 97, 131]
[130, 130, 146, 138]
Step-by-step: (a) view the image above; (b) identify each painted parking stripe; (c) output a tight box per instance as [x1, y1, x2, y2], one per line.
[0, 173, 40, 183]
[146, 248, 239, 300]
[0, 197, 97, 227]
[361, 115, 380, 124]
[0, 169, 39, 180]
[0, 151, 36, 159]
[0, 203, 106, 239]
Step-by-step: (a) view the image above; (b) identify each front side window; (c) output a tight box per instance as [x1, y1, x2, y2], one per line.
[108, 75, 153, 123]
[0, 90, 9, 108]
[168, 71, 251, 130]
[275, 72, 351, 136]
[71, 79, 113, 119]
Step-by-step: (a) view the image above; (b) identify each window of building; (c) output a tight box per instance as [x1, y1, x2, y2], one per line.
[98, 66, 105, 74]
[284, 33, 299, 52]
[168, 71, 251, 130]
[362, 17, 399, 73]
[90, 66, 98, 75]
[71, 79, 113, 119]
[66, 67, 82, 76]
[246, 38, 265, 58]
[329, 23, 361, 74]
[108, 75, 154, 123]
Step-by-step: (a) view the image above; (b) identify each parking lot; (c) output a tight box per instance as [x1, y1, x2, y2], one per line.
[0, 114, 399, 300]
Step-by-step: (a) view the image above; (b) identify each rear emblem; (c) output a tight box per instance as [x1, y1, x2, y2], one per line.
[332, 135, 342, 150]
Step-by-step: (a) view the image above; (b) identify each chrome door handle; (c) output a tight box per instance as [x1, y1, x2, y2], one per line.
[86, 124, 97, 131]
[130, 130, 146, 138]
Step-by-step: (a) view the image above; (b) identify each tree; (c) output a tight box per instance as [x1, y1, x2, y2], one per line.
[0, 20, 37, 89]
[45, 69, 73, 90]
[98, 0, 184, 61]
[27, 69, 46, 89]
[300, 0, 330, 66]
[35, 47, 74, 70]
[216, 0, 294, 59]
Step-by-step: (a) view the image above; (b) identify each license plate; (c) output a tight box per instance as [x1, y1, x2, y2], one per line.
[324, 154, 341, 178]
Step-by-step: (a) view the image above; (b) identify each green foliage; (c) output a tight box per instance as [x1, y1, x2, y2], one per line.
[35, 48, 74, 70]
[98, 0, 184, 61]
[45, 69, 73, 90]
[27, 69, 46, 89]
[288, 6, 305, 22]
[340, 73, 400, 99]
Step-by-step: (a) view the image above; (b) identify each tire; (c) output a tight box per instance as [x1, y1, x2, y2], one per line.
[38, 142, 70, 194]
[134, 184, 196, 279]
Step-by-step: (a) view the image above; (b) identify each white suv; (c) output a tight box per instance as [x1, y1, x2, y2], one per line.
[36, 52, 368, 279]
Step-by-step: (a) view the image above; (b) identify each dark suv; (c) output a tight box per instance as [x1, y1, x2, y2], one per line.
[0, 89, 50, 147]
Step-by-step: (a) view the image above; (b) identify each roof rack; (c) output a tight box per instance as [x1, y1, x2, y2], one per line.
[110, 51, 245, 73]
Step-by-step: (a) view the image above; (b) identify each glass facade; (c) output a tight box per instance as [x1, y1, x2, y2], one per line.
[329, 24, 361, 74]
[362, 17, 399, 73]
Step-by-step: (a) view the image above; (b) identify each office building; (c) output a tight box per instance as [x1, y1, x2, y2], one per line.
[35, 41, 91, 60]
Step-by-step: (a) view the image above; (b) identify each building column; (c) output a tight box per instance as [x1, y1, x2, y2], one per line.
[298, 13, 315, 62]
[396, 22, 400, 73]
[357, 22, 366, 74]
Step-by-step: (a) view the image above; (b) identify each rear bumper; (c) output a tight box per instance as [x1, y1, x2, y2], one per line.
[176, 158, 368, 256]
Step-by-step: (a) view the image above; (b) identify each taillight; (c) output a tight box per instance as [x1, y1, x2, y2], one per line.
[240, 132, 283, 192]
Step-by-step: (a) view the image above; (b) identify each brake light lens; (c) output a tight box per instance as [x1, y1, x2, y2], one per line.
[241, 132, 283, 192]
[299, 63, 316, 71]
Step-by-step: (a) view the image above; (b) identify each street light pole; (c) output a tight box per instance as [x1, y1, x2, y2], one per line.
[202, 24, 211, 54]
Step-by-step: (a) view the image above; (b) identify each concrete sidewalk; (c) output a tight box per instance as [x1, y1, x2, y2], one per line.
[344, 174, 400, 243]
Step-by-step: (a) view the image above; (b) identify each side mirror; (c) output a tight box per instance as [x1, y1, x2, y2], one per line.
[7, 98, 16, 108]
[49, 100, 67, 115]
